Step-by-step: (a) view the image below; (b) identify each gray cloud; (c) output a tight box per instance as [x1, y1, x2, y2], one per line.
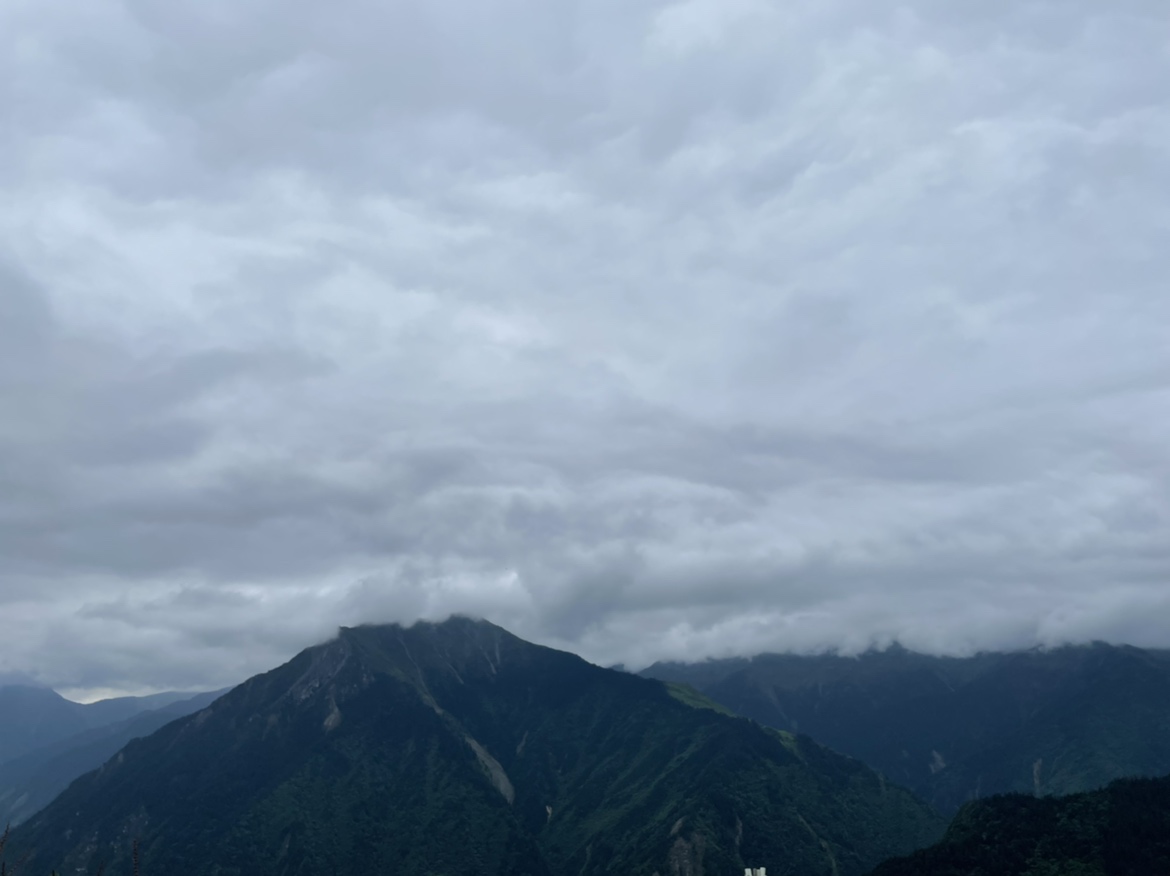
[1, 0, 1168, 696]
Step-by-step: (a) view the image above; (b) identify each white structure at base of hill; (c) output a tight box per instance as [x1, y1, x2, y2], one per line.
[744, 869, 766, 876]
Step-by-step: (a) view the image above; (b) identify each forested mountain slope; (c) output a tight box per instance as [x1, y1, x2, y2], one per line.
[642, 643, 1170, 813]
[11, 618, 943, 876]
[867, 773, 1170, 876]
[0, 689, 227, 826]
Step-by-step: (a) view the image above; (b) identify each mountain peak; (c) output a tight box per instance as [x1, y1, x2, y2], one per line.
[338, 612, 495, 635]
[339, 614, 514, 650]
[12, 621, 943, 876]
[335, 616, 562, 687]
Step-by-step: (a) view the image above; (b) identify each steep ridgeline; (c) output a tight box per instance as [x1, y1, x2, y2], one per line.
[641, 643, 1170, 815]
[11, 619, 944, 876]
[0, 685, 211, 767]
[0, 689, 228, 826]
[867, 774, 1170, 876]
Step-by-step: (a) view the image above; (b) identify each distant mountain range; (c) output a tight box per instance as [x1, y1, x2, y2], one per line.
[10, 619, 944, 876]
[0, 688, 227, 826]
[6, 627, 1169, 876]
[640, 642, 1170, 814]
[868, 773, 1170, 876]
[0, 684, 213, 767]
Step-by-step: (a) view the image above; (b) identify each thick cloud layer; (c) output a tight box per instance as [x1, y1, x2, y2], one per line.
[2, 0, 1168, 695]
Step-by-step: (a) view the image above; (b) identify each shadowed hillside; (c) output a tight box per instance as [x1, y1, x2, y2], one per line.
[0, 689, 227, 826]
[0, 685, 212, 768]
[642, 643, 1170, 813]
[867, 773, 1170, 876]
[10, 618, 944, 876]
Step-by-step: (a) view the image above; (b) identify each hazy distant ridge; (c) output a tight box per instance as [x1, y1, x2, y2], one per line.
[642, 642, 1170, 813]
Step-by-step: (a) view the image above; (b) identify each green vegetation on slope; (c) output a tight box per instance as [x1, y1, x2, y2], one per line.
[664, 681, 737, 716]
[10, 619, 944, 876]
[642, 643, 1170, 813]
[866, 774, 1170, 876]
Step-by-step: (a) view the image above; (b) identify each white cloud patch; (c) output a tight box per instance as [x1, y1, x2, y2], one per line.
[1, 0, 1168, 694]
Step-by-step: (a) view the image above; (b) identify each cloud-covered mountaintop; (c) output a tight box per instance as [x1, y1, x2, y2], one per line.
[2, 0, 1168, 694]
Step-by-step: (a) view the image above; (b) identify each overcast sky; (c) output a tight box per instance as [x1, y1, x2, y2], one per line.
[2, 0, 1169, 698]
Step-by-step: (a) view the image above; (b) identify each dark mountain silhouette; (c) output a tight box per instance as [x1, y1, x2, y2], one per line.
[0, 689, 228, 826]
[641, 642, 1170, 814]
[10, 618, 944, 876]
[0, 685, 215, 767]
[867, 773, 1170, 876]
